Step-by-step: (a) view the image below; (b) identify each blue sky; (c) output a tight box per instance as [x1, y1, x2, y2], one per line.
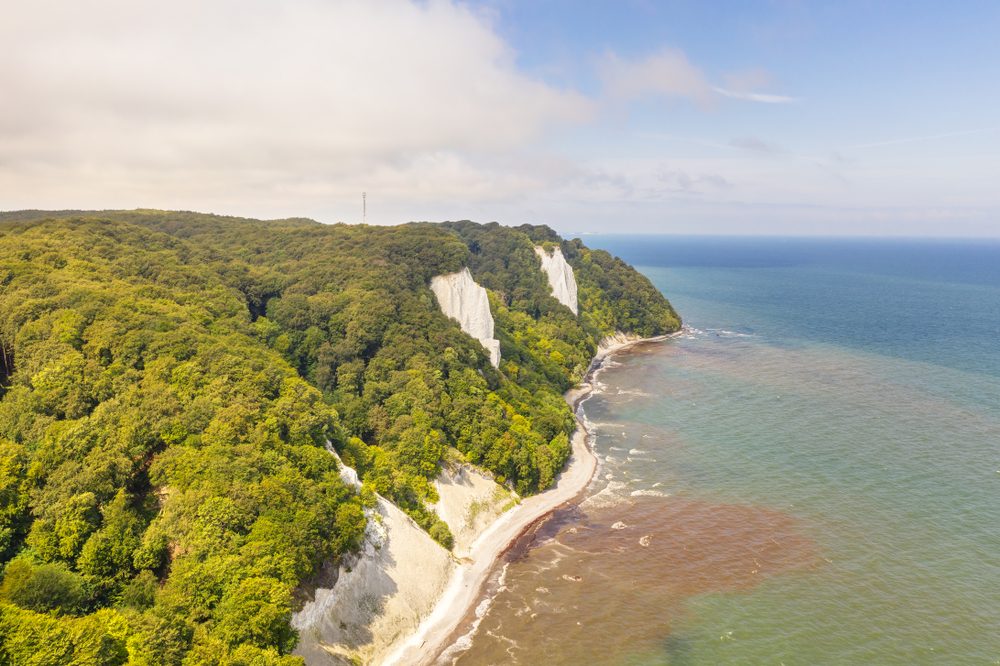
[484, 1, 998, 140]
[473, 0, 1000, 235]
[1, 0, 998, 235]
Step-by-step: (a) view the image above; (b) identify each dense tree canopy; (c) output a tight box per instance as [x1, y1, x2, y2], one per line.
[0, 210, 679, 663]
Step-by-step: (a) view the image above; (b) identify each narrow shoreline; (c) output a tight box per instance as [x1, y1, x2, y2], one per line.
[380, 332, 676, 666]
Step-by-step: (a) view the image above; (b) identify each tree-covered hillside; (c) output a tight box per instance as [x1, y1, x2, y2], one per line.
[0, 210, 679, 664]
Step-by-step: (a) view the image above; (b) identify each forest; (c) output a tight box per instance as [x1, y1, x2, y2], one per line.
[0, 210, 680, 664]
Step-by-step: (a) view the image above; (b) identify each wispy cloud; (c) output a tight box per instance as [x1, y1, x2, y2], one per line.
[714, 69, 798, 104]
[597, 48, 716, 108]
[730, 137, 783, 154]
[596, 52, 796, 107]
[850, 127, 999, 149]
[713, 87, 799, 104]
[829, 152, 856, 164]
[698, 173, 734, 189]
[653, 168, 734, 192]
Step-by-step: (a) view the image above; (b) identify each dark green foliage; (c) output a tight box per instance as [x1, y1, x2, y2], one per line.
[1, 557, 86, 615]
[0, 440, 31, 560]
[0, 604, 130, 666]
[117, 569, 157, 610]
[428, 521, 454, 550]
[0, 210, 680, 661]
[0, 217, 361, 662]
[566, 241, 681, 337]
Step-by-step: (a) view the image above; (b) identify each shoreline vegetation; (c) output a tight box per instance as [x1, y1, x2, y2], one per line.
[0, 210, 680, 665]
[387, 332, 676, 666]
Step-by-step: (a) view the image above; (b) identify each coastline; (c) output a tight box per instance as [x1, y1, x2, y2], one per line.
[380, 331, 676, 666]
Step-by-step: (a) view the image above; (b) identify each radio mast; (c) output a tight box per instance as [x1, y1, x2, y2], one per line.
[363, 191, 366, 224]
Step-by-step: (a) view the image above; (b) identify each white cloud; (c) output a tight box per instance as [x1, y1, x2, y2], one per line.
[596, 48, 716, 108]
[0, 0, 592, 217]
[2, 0, 990, 236]
[716, 68, 796, 103]
[594, 54, 796, 109]
[713, 87, 798, 104]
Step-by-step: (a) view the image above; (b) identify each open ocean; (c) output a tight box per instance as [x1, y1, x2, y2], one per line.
[453, 236, 1000, 665]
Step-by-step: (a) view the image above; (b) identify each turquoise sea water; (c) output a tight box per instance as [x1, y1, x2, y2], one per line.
[454, 236, 1000, 666]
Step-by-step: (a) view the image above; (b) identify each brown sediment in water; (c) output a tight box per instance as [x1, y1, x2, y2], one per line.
[406, 336, 684, 666]
[448, 335, 823, 666]
[451, 497, 818, 666]
[563, 497, 819, 597]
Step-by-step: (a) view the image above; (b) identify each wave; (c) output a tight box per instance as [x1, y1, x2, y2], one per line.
[630, 489, 669, 497]
[679, 325, 704, 340]
[678, 325, 755, 340]
[579, 481, 631, 509]
[705, 328, 754, 337]
[530, 549, 568, 575]
[617, 389, 653, 397]
[433, 563, 511, 665]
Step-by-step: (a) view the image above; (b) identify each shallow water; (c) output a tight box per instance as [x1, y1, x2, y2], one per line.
[452, 237, 1000, 666]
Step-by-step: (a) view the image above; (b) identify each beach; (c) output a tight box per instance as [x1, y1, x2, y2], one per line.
[381, 333, 673, 666]
[453, 235, 1000, 666]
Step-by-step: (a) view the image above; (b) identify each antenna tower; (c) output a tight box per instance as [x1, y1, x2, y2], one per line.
[363, 191, 366, 224]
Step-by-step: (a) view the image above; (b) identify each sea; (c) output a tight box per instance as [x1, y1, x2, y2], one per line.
[452, 236, 1000, 666]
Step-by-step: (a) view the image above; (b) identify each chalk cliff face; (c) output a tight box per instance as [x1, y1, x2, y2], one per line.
[430, 267, 501, 367]
[293, 448, 456, 666]
[292, 447, 515, 665]
[597, 330, 643, 354]
[534, 246, 578, 315]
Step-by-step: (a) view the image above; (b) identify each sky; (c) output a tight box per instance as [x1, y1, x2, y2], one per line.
[1, 0, 998, 236]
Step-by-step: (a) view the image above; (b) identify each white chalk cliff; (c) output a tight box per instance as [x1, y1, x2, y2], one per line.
[534, 246, 578, 315]
[430, 267, 501, 367]
[293, 447, 456, 666]
[292, 446, 514, 665]
[597, 330, 643, 355]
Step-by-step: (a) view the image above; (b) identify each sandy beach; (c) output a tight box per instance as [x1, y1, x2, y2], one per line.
[381, 332, 673, 666]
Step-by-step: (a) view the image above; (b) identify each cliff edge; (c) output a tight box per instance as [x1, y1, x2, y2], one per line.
[291, 495, 456, 666]
[292, 449, 456, 666]
[534, 245, 579, 315]
[430, 267, 501, 367]
[292, 448, 514, 665]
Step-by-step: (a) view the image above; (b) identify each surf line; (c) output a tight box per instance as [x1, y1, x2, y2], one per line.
[381, 332, 677, 666]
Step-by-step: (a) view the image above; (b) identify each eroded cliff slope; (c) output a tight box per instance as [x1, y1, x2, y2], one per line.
[429, 462, 516, 559]
[292, 494, 455, 666]
[292, 449, 513, 665]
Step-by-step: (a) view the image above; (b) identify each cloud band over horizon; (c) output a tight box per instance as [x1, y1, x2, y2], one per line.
[1, 0, 997, 236]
